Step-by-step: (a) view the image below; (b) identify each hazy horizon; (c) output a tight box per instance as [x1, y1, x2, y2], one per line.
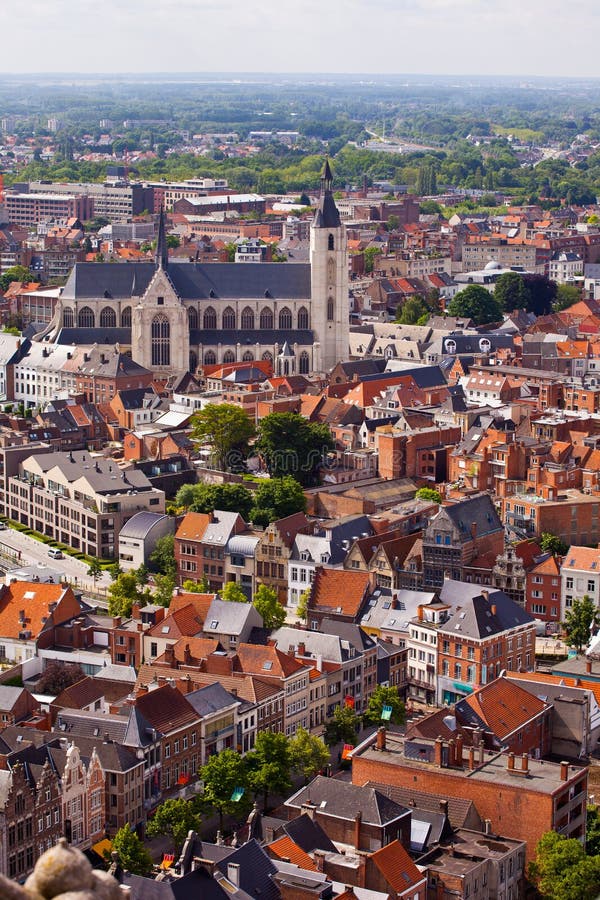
[0, 1, 594, 79]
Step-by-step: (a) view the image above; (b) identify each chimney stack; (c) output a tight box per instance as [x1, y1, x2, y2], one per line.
[560, 761, 570, 781]
[468, 746, 476, 770]
[587, 659, 592, 674]
[227, 863, 240, 887]
[354, 811, 362, 850]
[470, 522, 477, 539]
[434, 736, 444, 767]
[376, 726, 387, 751]
[455, 733, 464, 767]
[522, 753, 529, 775]
[481, 589, 489, 602]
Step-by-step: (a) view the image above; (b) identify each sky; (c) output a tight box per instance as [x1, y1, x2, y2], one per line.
[0, 0, 596, 78]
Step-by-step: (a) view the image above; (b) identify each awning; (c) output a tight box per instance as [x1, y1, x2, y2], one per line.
[91, 838, 112, 858]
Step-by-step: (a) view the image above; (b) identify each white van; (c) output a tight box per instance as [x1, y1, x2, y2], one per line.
[48, 548, 64, 559]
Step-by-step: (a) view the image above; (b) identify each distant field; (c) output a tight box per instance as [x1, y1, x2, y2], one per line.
[491, 124, 545, 142]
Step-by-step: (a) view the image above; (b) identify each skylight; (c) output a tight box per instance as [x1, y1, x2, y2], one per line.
[262, 661, 273, 670]
[161, 626, 170, 634]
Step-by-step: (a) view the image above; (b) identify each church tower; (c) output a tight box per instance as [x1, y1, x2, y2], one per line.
[310, 160, 349, 371]
[131, 207, 189, 373]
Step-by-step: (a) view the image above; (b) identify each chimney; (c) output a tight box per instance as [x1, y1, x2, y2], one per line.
[481, 589, 489, 603]
[357, 852, 367, 889]
[354, 811, 362, 850]
[470, 522, 477, 539]
[301, 802, 316, 820]
[417, 605, 424, 622]
[313, 850, 325, 872]
[560, 761, 570, 781]
[297, 642, 305, 657]
[183, 643, 192, 666]
[484, 819, 492, 835]
[434, 736, 444, 767]
[455, 733, 464, 767]
[448, 738, 456, 768]
[587, 660, 592, 675]
[376, 726, 386, 751]
[522, 753, 529, 775]
[439, 799, 448, 816]
[468, 746, 476, 770]
[227, 863, 240, 887]
[507, 753, 515, 771]
[165, 643, 175, 666]
[491, 603, 497, 616]
[136, 684, 149, 698]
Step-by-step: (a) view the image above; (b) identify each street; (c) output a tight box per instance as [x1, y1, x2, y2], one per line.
[0, 525, 112, 597]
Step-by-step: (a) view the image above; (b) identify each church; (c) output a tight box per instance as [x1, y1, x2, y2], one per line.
[44, 162, 349, 376]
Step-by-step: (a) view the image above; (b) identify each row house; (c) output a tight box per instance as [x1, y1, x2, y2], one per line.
[235, 643, 312, 737]
[525, 553, 562, 625]
[501, 487, 600, 546]
[255, 512, 311, 605]
[174, 510, 250, 592]
[561, 544, 600, 619]
[406, 580, 536, 706]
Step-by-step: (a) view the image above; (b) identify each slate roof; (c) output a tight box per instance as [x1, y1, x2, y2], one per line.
[431, 493, 503, 541]
[62, 261, 311, 301]
[365, 781, 483, 831]
[437, 580, 534, 639]
[204, 597, 262, 635]
[286, 776, 409, 826]
[215, 839, 279, 900]
[185, 682, 240, 718]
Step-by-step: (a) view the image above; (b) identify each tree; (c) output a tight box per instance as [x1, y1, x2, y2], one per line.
[554, 282, 581, 311]
[153, 573, 176, 607]
[108, 571, 150, 618]
[296, 587, 311, 622]
[529, 830, 600, 900]
[166, 234, 180, 248]
[145, 798, 202, 855]
[415, 487, 441, 504]
[111, 824, 152, 876]
[586, 804, 600, 856]
[190, 403, 255, 472]
[220, 581, 248, 603]
[289, 727, 329, 783]
[564, 595, 598, 653]
[108, 560, 123, 580]
[149, 533, 177, 576]
[0, 265, 31, 292]
[250, 476, 307, 525]
[246, 731, 292, 809]
[37, 661, 84, 695]
[200, 749, 249, 829]
[255, 413, 334, 486]
[522, 273, 558, 316]
[493, 272, 530, 312]
[364, 685, 405, 726]
[183, 575, 210, 592]
[253, 584, 285, 629]
[324, 704, 361, 747]
[178, 482, 254, 521]
[395, 296, 429, 325]
[363, 246, 382, 274]
[86, 557, 102, 589]
[447, 284, 503, 325]
[539, 532, 569, 556]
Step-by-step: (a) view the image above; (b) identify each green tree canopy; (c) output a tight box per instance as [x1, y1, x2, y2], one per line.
[220, 581, 248, 603]
[395, 296, 430, 325]
[493, 272, 530, 312]
[37, 661, 84, 695]
[522, 273, 558, 316]
[255, 413, 334, 486]
[289, 727, 330, 783]
[554, 282, 581, 311]
[324, 704, 361, 747]
[153, 573, 177, 607]
[246, 731, 292, 809]
[200, 748, 250, 829]
[108, 570, 150, 618]
[86, 557, 102, 587]
[190, 403, 256, 472]
[149, 533, 177, 576]
[249, 475, 307, 525]
[111, 824, 153, 876]
[296, 586, 311, 623]
[253, 583, 286, 628]
[529, 830, 600, 900]
[415, 487, 441, 503]
[145, 798, 202, 855]
[183, 575, 210, 593]
[364, 685, 406, 726]
[564, 595, 598, 653]
[539, 532, 569, 556]
[363, 246, 382, 274]
[586, 804, 600, 856]
[447, 284, 503, 325]
[176, 482, 254, 521]
[0, 265, 32, 292]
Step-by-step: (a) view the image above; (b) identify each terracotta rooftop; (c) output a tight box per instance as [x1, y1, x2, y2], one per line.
[369, 840, 424, 893]
[562, 545, 600, 572]
[146, 603, 205, 640]
[310, 568, 371, 618]
[134, 683, 198, 733]
[458, 675, 549, 741]
[267, 836, 317, 870]
[0, 581, 80, 640]
[175, 512, 211, 542]
[236, 643, 307, 679]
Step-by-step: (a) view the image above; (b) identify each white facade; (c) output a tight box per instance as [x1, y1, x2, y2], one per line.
[561, 546, 600, 618]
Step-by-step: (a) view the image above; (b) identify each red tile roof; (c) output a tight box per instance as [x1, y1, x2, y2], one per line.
[267, 836, 316, 870]
[134, 684, 198, 733]
[310, 568, 371, 618]
[369, 840, 424, 894]
[236, 643, 307, 678]
[0, 582, 80, 640]
[462, 675, 549, 740]
[175, 512, 211, 542]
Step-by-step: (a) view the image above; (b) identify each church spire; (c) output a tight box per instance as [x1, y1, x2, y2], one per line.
[155, 206, 169, 271]
[314, 158, 341, 229]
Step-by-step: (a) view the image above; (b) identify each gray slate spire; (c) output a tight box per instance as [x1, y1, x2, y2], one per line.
[313, 158, 341, 228]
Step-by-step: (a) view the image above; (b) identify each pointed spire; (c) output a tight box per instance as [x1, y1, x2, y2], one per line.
[314, 158, 341, 229]
[155, 206, 169, 271]
[321, 158, 334, 192]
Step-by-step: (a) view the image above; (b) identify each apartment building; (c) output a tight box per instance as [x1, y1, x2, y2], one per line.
[561, 545, 600, 618]
[3, 447, 165, 559]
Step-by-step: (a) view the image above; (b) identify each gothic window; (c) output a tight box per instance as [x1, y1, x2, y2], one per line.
[223, 349, 235, 364]
[203, 306, 217, 329]
[328, 234, 335, 251]
[204, 350, 216, 365]
[279, 307, 292, 329]
[187, 307, 198, 330]
[260, 307, 273, 329]
[99, 306, 116, 328]
[121, 306, 132, 328]
[327, 297, 334, 321]
[262, 351, 273, 363]
[328, 257, 335, 283]
[222, 307, 236, 329]
[78, 306, 95, 328]
[241, 307, 255, 330]
[189, 351, 198, 372]
[299, 351, 310, 374]
[62, 307, 74, 328]
[242, 350, 254, 362]
[297, 306, 309, 329]
[151, 314, 170, 367]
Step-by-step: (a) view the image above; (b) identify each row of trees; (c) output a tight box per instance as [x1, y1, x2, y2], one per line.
[445, 273, 580, 326]
[190, 405, 334, 487]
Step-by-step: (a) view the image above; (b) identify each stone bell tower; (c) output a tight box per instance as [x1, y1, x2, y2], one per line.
[309, 160, 349, 372]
